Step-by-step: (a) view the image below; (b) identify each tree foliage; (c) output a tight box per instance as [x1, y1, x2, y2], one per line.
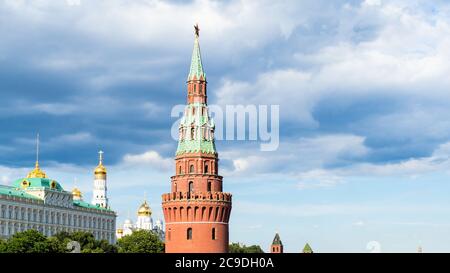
[117, 230, 164, 253]
[0, 230, 117, 253]
[229, 242, 265, 253]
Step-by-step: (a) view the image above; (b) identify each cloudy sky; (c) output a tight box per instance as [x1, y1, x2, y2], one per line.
[1, 0, 450, 252]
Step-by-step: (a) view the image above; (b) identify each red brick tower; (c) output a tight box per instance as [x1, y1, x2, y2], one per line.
[162, 25, 232, 253]
[270, 233, 283, 253]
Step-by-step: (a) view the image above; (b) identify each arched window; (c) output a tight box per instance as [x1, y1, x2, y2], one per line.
[190, 165, 195, 173]
[189, 181, 194, 192]
[212, 228, 216, 240]
[207, 181, 212, 192]
[204, 163, 209, 174]
[174, 183, 177, 192]
[179, 165, 182, 175]
[187, 228, 192, 240]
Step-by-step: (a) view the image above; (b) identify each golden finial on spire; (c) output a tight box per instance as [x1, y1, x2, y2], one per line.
[27, 133, 47, 178]
[94, 150, 107, 179]
[194, 23, 200, 38]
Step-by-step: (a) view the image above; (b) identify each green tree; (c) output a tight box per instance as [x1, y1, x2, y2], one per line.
[52, 231, 117, 253]
[229, 242, 264, 253]
[3, 229, 59, 253]
[117, 230, 164, 253]
[0, 238, 7, 253]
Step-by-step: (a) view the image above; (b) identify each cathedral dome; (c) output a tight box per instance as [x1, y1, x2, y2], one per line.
[137, 201, 152, 217]
[94, 151, 107, 179]
[13, 177, 63, 191]
[94, 164, 107, 175]
[72, 188, 82, 198]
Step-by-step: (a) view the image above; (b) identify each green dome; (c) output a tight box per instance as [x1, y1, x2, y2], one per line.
[12, 177, 64, 191]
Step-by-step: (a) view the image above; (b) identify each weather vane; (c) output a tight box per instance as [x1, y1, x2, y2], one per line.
[194, 23, 200, 37]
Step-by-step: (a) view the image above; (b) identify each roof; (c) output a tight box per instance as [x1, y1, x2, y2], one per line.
[176, 139, 216, 155]
[303, 243, 313, 253]
[187, 35, 206, 82]
[73, 200, 112, 212]
[272, 233, 283, 246]
[0, 182, 112, 213]
[0, 185, 41, 200]
[176, 103, 216, 155]
[12, 177, 64, 191]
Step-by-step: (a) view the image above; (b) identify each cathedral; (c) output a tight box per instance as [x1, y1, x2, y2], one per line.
[161, 25, 232, 253]
[115, 200, 165, 241]
[0, 147, 116, 244]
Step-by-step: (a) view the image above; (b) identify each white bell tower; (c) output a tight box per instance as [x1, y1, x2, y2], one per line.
[92, 150, 108, 208]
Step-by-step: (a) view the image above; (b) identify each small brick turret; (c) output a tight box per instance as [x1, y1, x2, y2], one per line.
[270, 233, 283, 253]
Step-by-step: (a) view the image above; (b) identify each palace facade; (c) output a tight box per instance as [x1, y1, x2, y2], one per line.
[0, 151, 116, 244]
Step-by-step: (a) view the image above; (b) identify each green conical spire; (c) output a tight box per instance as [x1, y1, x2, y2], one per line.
[188, 24, 206, 82]
[303, 243, 313, 253]
[272, 233, 283, 246]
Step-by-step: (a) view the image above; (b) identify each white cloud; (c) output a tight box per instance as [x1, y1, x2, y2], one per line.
[296, 169, 345, 190]
[222, 134, 369, 176]
[122, 150, 172, 171]
[215, 0, 450, 130]
[352, 220, 366, 227]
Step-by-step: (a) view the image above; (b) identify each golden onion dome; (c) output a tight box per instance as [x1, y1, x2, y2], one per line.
[94, 163, 107, 175]
[72, 187, 82, 198]
[117, 228, 124, 234]
[94, 151, 107, 178]
[27, 161, 47, 178]
[137, 200, 152, 217]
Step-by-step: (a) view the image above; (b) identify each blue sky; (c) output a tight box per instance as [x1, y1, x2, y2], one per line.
[1, 0, 450, 252]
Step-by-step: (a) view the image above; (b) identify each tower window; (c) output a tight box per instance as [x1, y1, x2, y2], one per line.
[212, 228, 216, 240]
[187, 228, 192, 240]
[190, 165, 194, 173]
[207, 181, 211, 192]
[204, 163, 209, 173]
[179, 165, 182, 174]
[168, 229, 171, 241]
[189, 181, 194, 192]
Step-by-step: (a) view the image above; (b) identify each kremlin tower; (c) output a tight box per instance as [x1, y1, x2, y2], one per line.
[270, 233, 284, 253]
[161, 25, 232, 253]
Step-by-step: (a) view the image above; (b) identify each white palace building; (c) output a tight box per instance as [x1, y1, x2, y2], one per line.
[0, 150, 117, 244]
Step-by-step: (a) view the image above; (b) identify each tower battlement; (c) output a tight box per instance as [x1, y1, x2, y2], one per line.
[162, 191, 232, 203]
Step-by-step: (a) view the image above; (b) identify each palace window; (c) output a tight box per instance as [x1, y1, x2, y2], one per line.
[187, 228, 192, 240]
